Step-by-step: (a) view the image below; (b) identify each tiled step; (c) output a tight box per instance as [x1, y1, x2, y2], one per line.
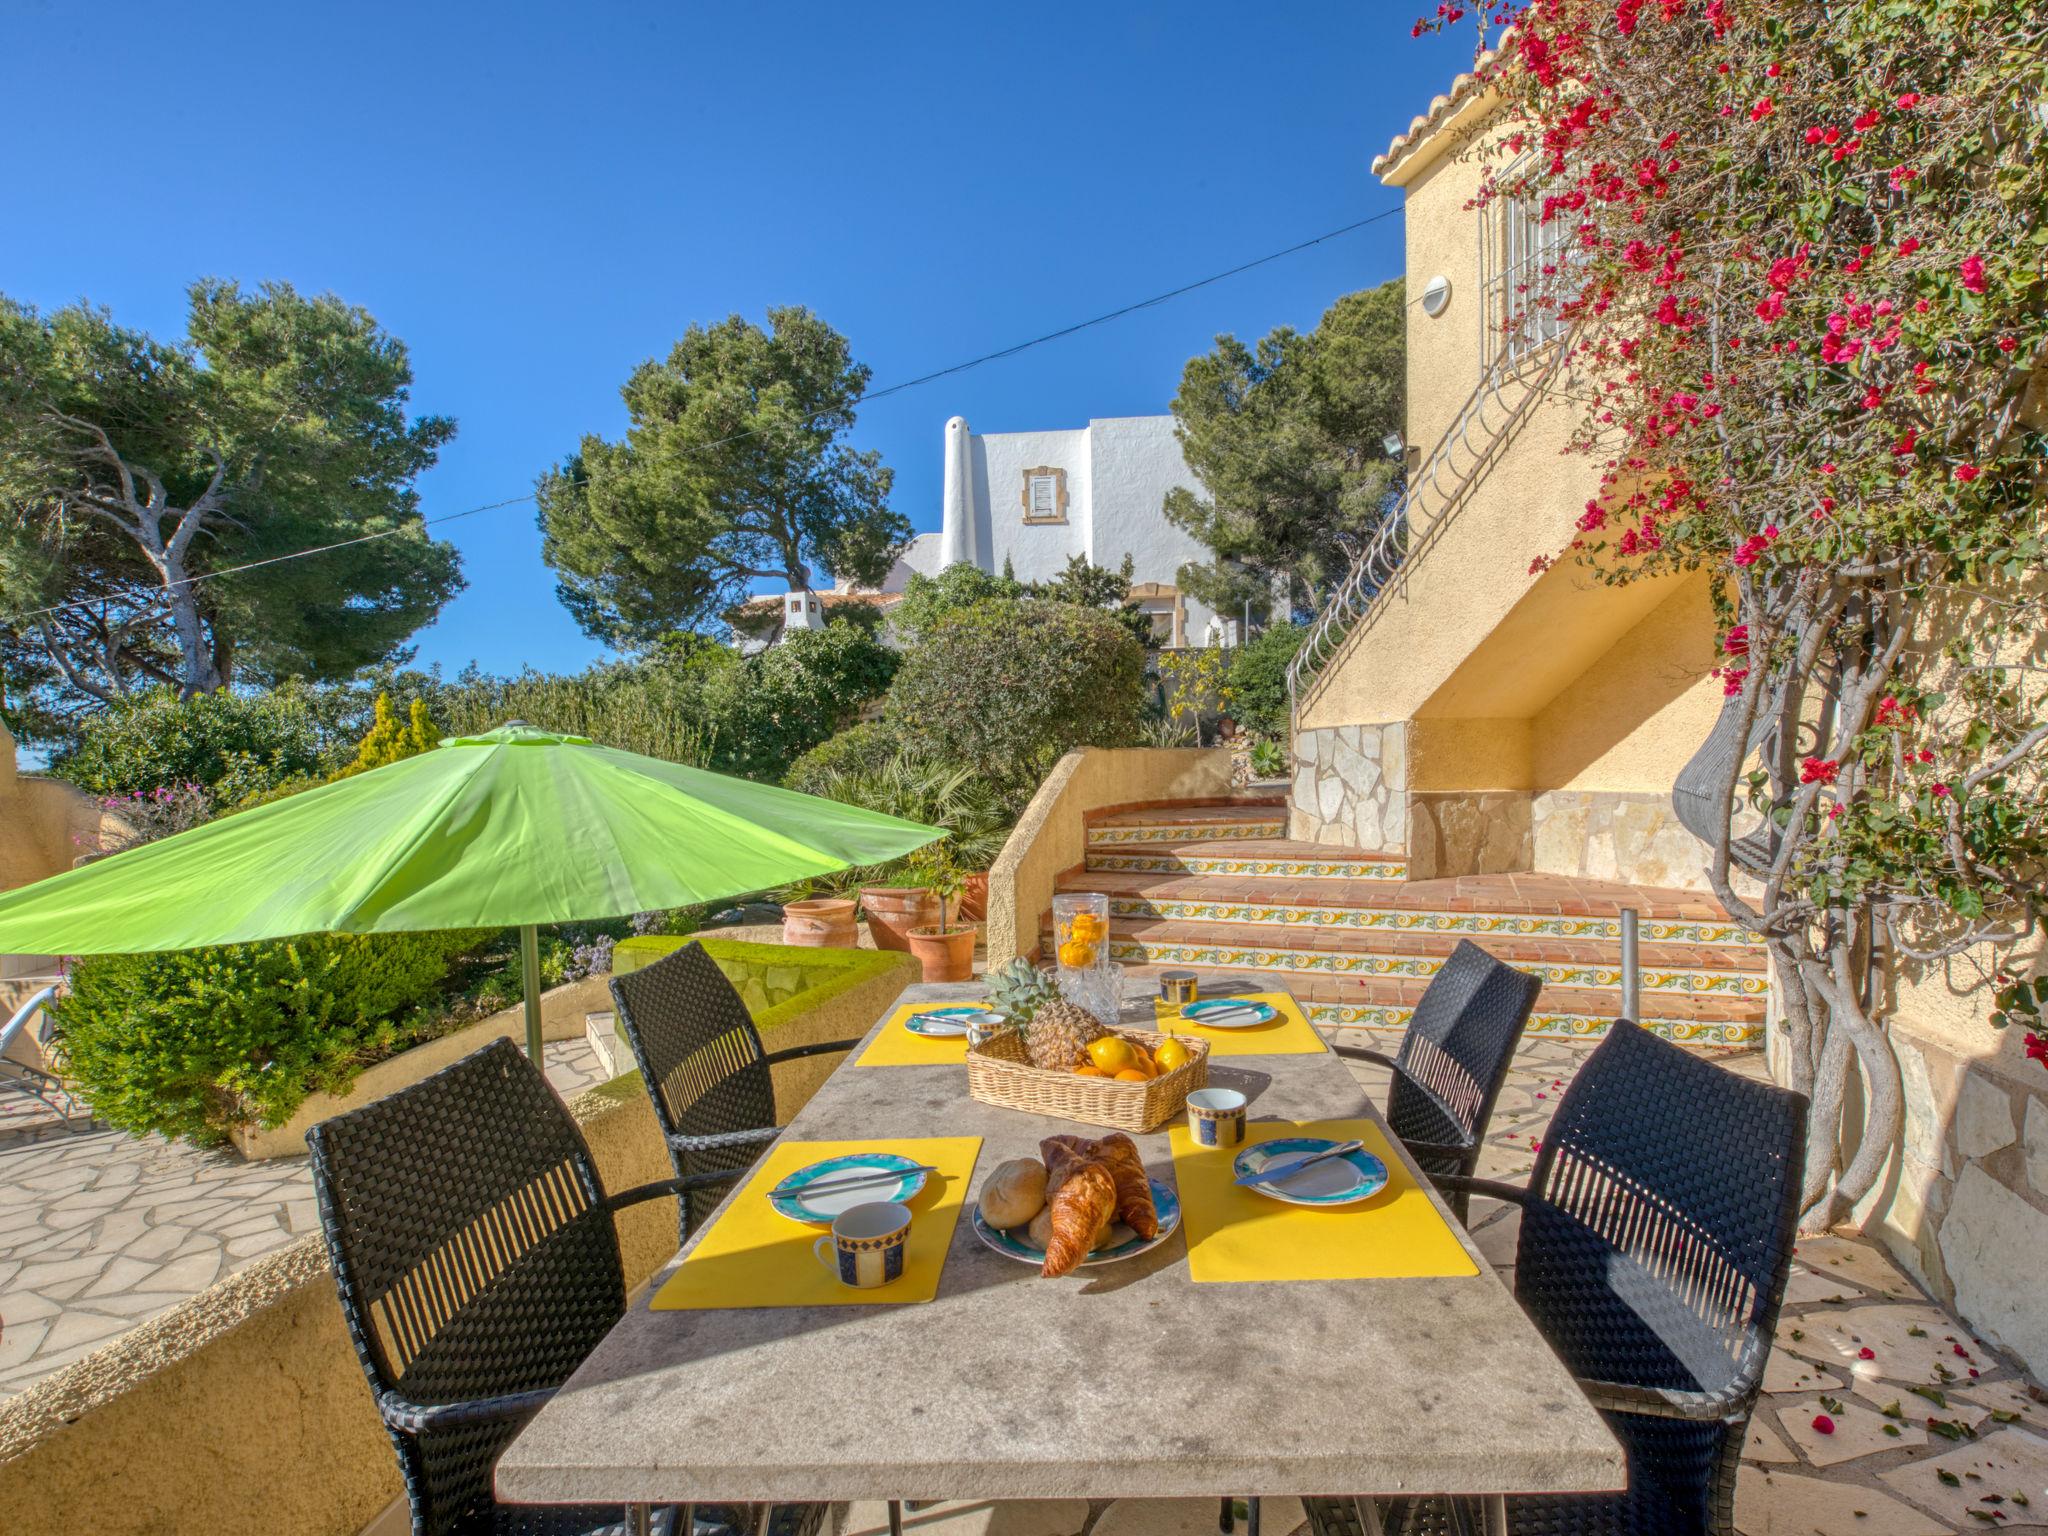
[1047, 919, 1765, 1000]
[1118, 962, 1765, 1050]
[1084, 802, 1287, 846]
[1085, 838, 1409, 881]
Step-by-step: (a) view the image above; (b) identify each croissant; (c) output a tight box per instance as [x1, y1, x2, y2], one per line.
[1038, 1160, 1118, 1278]
[1042, 1133, 1159, 1241]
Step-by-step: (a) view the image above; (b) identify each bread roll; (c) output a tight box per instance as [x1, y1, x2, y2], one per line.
[978, 1157, 1048, 1230]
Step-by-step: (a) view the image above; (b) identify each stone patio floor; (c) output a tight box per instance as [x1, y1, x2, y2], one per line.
[5, 1021, 2044, 1534]
[0, 1036, 607, 1399]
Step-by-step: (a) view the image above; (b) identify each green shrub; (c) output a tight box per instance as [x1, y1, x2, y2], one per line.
[891, 564, 1027, 642]
[885, 599, 1145, 807]
[784, 720, 897, 796]
[1223, 623, 1306, 740]
[696, 622, 897, 781]
[56, 683, 327, 799]
[59, 928, 489, 1143]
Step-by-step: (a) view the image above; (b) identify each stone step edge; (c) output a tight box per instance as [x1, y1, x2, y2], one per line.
[1083, 852, 1409, 879]
[1085, 823, 1288, 847]
[1045, 902, 1763, 950]
[1309, 1005, 1762, 1050]
[1080, 936, 1767, 998]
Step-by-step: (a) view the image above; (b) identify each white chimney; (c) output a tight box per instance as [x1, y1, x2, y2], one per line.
[938, 416, 979, 569]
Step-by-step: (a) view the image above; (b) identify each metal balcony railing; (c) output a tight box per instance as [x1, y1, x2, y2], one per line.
[1287, 340, 1569, 715]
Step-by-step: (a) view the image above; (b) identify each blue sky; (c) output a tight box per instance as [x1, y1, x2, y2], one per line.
[4, 1, 1472, 678]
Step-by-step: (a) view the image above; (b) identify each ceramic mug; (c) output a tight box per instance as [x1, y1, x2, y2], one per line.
[1187, 1087, 1248, 1148]
[963, 1009, 1009, 1049]
[813, 1200, 912, 1289]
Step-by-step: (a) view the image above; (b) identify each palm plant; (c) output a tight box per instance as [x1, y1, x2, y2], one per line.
[777, 749, 1012, 899]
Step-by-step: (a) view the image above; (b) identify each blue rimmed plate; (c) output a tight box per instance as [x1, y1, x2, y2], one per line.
[1232, 1138, 1389, 1207]
[1180, 998, 1279, 1029]
[767, 1153, 929, 1224]
[903, 1006, 1005, 1039]
[971, 1177, 1182, 1268]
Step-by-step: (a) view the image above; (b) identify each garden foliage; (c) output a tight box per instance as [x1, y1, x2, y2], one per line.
[1223, 623, 1307, 741]
[55, 683, 326, 800]
[60, 928, 490, 1142]
[886, 599, 1146, 807]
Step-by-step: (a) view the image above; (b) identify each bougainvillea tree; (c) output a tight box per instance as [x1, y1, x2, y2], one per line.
[1422, 0, 2047, 1229]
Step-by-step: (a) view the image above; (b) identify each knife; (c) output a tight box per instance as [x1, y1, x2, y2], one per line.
[769, 1164, 938, 1200]
[1234, 1140, 1366, 1187]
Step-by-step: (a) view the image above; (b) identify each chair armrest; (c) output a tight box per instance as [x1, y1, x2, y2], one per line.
[1400, 1136, 1477, 1161]
[377, 1385, 555, 1435]
[667, 1125, 782, 1155]
[604, 1169, 749, 1213]
[1575, 1374, 1754, 1423]
[1330, 1044, 1398, 1071]
[763, 1037, 860, 1066]
[1432, 1173, 1531, 1205]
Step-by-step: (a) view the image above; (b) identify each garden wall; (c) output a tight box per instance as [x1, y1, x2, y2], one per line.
[984, 746, 1236, 966]
[0, 942, 913, 1536]
[0, 721, 127, 895]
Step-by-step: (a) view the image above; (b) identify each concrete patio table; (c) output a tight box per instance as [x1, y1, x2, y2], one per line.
[497, 979, 1624, 1532]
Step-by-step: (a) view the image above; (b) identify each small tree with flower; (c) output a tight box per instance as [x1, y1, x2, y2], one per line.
[1421, 0, 2048, 1230]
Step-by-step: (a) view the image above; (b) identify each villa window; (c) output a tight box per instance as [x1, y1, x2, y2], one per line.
[1485, 186, 1574, 367]
[1020, 466, 1068, 524]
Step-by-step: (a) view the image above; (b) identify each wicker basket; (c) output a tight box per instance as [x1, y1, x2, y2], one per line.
[965, 1027, 1209, 1133]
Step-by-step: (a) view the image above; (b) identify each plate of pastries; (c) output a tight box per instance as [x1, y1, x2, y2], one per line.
[970, 1132, 1180, 1277]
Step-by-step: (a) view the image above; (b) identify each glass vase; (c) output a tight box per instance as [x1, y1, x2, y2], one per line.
[1050, 891, 1111, 972]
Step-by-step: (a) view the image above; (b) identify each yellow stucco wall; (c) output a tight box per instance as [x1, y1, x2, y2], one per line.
[985, 746, 1238, 966]
[0, 722, 127, 894]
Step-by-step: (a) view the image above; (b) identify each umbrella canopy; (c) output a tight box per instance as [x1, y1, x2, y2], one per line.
[0, 723, 944, 1056]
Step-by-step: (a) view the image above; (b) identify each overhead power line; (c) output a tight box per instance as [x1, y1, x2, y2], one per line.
[8, 205, 1402, 626]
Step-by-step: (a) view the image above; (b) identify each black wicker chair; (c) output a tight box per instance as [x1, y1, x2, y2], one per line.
[308, 1035, 827, 1536]
[609, 939, 861, 1239]
[1331, 938, 1542, 1221]
[1302, 1020, 1808, 1536]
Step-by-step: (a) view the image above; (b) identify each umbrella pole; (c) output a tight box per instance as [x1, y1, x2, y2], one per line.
[520, 923, 544, 1064]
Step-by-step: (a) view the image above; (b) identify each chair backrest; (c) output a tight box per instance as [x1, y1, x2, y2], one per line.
[1385, 939, 1542, 1166]
[308, 1037, 626, 1536]
[1517, 1020, 1806, 1401]
[609, 940, 777, 1228]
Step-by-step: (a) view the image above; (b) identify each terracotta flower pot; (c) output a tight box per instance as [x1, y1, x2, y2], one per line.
[860, 885, 944, 952]
[958, 871, 989, 924]
[906, 925, 977, 983]
[782, 897, 858, 948]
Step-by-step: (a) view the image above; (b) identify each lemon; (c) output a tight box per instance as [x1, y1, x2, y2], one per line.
[1086, 1035, 1140, 1074]
[1154, 1038, 1192, 1074]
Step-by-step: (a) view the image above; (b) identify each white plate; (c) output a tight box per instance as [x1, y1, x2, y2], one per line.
[1232, 1139, 1389, 1207]
[971, 1177, 1182, 1268]
[1180, 999, 1279, 1030]
[767, 1154, 929, 1223]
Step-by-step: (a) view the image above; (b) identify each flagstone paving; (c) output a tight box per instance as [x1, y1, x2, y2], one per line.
[0, 1035, 605, 1400]
[3, 1014, 2042, 1536]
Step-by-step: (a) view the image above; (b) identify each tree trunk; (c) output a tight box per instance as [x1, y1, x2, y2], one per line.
[163, 556, 224, 697]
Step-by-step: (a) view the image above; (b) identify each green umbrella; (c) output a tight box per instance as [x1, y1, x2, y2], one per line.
[0, 723, 942, 1060]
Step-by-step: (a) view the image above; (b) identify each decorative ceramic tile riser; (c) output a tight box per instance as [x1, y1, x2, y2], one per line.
[1313, 1004, 1762, 1049]
[1101, 896, 1761, 950]
[1085, 851, 1409, 880]
[1106, 937, 1764, 997]
[1086, 819, 1286, 846]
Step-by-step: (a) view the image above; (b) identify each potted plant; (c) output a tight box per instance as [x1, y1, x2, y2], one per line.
[903, 846, 977, 982]
[781, 888, 859, 947]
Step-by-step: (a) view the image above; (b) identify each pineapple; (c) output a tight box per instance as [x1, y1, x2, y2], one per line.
[1023, 998, 1109, 1072]
[987, 957, 1060, 1026]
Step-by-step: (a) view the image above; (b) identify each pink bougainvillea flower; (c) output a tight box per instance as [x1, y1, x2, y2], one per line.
[1720, 668, 1749, 697]
[1896, 91, 1920, 109]
[1723, 625, 1749, 656]
[1853, 108, 1881, 131]
[1812, 1414, 1836, 1436]
[1997, 335, 2018, 353]
[1954, 464, 1982, 482]
[1861, 386, 1885, 410]
[2025, 1032, 2048, 1069]
[1801, 757, 1841, 786]
[1820, 462, 1837, 474]
[1750, 97, 1775, 122]
[1960, 255, 1988, 293]
[1858, 1347, 1876, 1360]
[1932, 783, 1951, 798]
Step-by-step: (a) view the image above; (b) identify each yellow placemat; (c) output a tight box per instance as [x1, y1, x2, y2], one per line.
[852, 1003, 981, 1067]
[650, 1136, 982, 1309]
[1152, 991, 1326, 1056]
[1169, 1118, 1478, 1282]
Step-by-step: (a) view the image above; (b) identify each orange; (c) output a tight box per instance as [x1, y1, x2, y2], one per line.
[1073, 1064, 1107, 1078]
[1070, 913, 1103, 940]
[1086, 1036, 1140, 1075]
[1112, 1068, 1151, 1083]
[1153, 1038, 1193, 1074]
[1057, 939, 1097, 968]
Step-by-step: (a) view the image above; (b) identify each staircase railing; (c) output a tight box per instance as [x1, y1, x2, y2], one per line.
[0, 982, 88, 1124]
[1288, 342, 1569, 715]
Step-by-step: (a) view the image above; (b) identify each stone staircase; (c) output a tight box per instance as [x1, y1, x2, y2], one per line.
[1040, 798, 1767, 1048]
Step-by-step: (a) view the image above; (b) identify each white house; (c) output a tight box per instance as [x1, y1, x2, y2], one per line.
[738, 413, 1228, 649]
[938, 414, 1223, 647]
